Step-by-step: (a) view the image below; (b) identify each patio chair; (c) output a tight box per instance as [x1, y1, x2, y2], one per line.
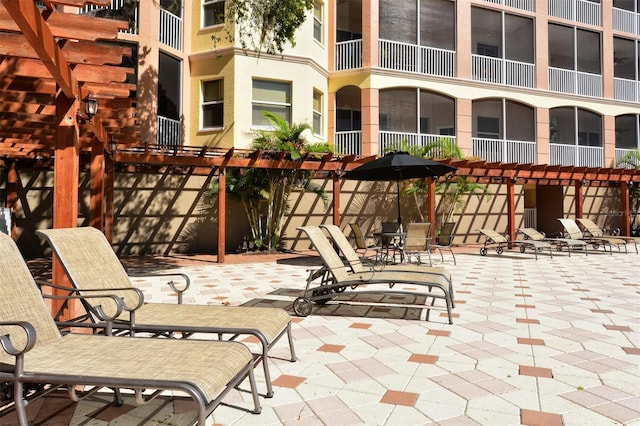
[348, 223, 382, 264]
[513, 228, 554, 259]
[36, 227, 296, 398]
[558, 218, 627, 254]
[296, 226, 454, 324]
[0, 232, 260, 426]
[517, 227, 588, 257]
[380, 221, 404, 263]
[477, 228, 509, 256]
[576, 217, 638, 254]
[432, 222, 458, 265]
[402, 222, 432, 265]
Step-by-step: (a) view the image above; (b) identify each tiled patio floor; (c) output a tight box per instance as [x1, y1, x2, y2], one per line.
[2, 245, 639, 425]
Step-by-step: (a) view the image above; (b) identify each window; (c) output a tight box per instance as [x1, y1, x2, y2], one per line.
[477, 117, 500, 139]
[336, 109, 361, 131]
[313, 91, 322, 136]
[202, 80, 223, 129]
[252, 79, 291, 126]
[313, 1, 323, 43]
[203, 0, 224, 27]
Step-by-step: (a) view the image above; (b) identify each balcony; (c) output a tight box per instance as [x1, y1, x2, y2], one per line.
[334, 131, 362, 155]
[614, 78, 640, 103]
[379, 40, 456, 77]
[550, 143, 603, 167]
[548, 0, 601, 27]
[159, 8, 183, 51]
[472, 55, 535, 88]
[472, 138, 537, 164]
[80, 0, 138, 34]
[549, 67, 602, 97]
[335, 40, 363, 71]
[378, 132, 457, 157]
[616, 148, 640, 168]
[158, 116, 181, 147]
[613, 7, 640, 35]
[480, 0, 535, 11]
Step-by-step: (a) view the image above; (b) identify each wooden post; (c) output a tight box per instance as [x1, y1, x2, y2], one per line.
[217, 168, 226, 263]
[333, 171, 341, 226]
[507, 177, 516, 244]
[620, 180, 630, 236]
[575, 179, 584, 219]
[6, 161, 18, 240]
[427, 177, 436, 239]
[89, 139, 105, 230]
[105, 154, 116, 243]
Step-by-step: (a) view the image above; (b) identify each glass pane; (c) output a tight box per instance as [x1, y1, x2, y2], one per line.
[550, 107, 575, 144]
[380, 0, 417, 43]
[313, 92, 322, 111]
[313, 111, 322, 135]
[549, 24, 574, 69]
[614, 37, 636, 79]
[420, 0, 455, 50]
[252, 104, 291, 125]
[577, 109, 601, 146]
[472, 7, 502, 57]
[203, 80, 222, 102]
[576, 29, 601, 74]
[615, 115, 639, 148]
[204, 1, 225, 26]
[505, 101, 535, 140]
[505, 14, 533, 63]
[379, 88, 417, 132]
[252, 80, 291, 103]
[203, 103, 223, 128]
[420, 90, 455, 135]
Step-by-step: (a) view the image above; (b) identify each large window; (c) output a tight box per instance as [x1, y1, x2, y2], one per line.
[313, 1, 323, 43]
[203, 0, 225, 27]
[549, 24, 601, 74]
[313, 90, 322, 136]
[158, 52, 181, 120]
[252, 79, 291, 126]
[202, 80, 223, 129]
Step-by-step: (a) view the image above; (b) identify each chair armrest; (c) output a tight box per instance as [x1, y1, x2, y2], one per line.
[128, 272, 190, 304]
[0, 321, 36, 356]
[37, 280, 144, 313]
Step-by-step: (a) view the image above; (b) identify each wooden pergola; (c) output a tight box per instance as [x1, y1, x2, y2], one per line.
[2, 0, 640, 275]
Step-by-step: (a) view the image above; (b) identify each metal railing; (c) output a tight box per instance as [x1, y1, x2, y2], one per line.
[548, 0, 601, 26]
[614, 77, 640, 103]
[480, 0, 535, 11]
[613, 7, 640, 35]
[80, 0, 138, 34]
[616, 148, 640, 168]
[549, 67, 602, 97]
[472, 55, 535, 88]
[159, 8, 183, 51]
[379, 40, 456, 77]
[378, 132, 457, 156]
[334, 131, 362, 155]
[158, 116, 182, 147]
[472, 138, 537, 164]
[335, 40, 363, 71]
[550, 144, 603, 167]
[523, 208, 537, 229]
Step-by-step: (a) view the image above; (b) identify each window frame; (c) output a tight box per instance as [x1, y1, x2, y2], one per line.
[312, 90, 323, 136]
[202, 0, 225, 28]
[313, 1, 323, 44]
[201, 79, 224, 130]
[251, 79, 292, 127]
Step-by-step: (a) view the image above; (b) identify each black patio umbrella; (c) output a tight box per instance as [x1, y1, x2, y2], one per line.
[342, 151, 457, 227]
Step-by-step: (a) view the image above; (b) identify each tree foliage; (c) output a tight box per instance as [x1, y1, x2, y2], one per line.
[208, 112, 331, 251]
[617, 148, 640, 235]
[215, 0, 314, 55]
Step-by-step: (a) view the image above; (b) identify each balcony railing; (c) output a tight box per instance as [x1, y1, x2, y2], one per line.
[616, 148, 640, 168]
[159, 8, 183, 51]
[472, 55, 535, 88]
[80, 0, 138, 34]
[472, 138, 537, 164]
[550, 144, 603, 167]
[614, 78, 640, 103]
[379, 40, 456, 77]
[379, 131, 457, 156]
[549, 67, 602, 97]
[334, 131, 362, 155]
[335, 40, 363, 71]
[158, 116, 182, 147]
[480, 0, 535, 11]
[613, 7, 640, 35]
[548, 0, 601, 27]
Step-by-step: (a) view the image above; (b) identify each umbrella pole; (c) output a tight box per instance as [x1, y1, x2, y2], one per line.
[396, 178, 402, 230]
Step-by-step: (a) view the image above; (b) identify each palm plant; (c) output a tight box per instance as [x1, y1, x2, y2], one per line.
[209, 111, 331, 251]
[617, 148, 640, 235]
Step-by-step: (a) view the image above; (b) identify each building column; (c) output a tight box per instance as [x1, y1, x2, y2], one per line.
[456, 99, 473, 157]
[361, 87, 379, 156]
[537, 107, 550, 165]
[603, 115, 616, 167]
[362, 0, 379, 69]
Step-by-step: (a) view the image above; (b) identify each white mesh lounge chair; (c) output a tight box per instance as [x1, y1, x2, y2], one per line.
[36, 227, 296, 398]
[296, 226, 454, 324]
[0, 232, 260, 426]
[558, 218, 627, 255]
[517, 227, 588, 257]
[576, 217, 638, 254]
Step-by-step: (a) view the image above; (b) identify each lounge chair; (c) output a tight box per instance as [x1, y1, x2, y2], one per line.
[36, 227, 296, 398]
[517, 227, 588, 256]
[576, 217, 638, 254]
[432, 222, 458, 265]
[296, 226, 454, 324]
[513, 228, 554, 259]
[558, 218, 627, 254]
[0, 232, 260, 426]
[477, 229, 509, 256]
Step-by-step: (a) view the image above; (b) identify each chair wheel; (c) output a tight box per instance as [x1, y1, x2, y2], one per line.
[292, 297, 313, 317]
[311, 288, 331, 305]
[519, 245, 526, 253]
[497, 247, 503, 254]
[480, 248, 487, 256]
